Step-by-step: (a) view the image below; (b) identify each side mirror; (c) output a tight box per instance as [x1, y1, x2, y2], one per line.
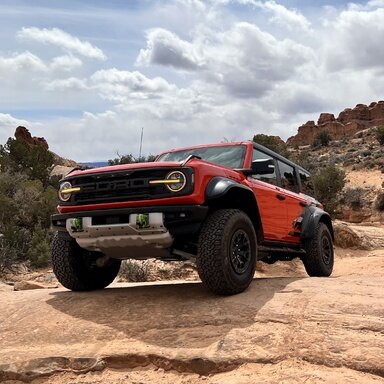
[250, 159, 275, 175]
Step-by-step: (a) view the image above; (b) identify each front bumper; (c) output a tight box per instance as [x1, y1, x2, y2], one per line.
[51, 205, 208, 259]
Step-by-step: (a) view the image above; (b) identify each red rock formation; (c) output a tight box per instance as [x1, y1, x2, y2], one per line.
[15, 126, 49, 150]
[287, 101, 384, 146]
[317, 113, 335, 125]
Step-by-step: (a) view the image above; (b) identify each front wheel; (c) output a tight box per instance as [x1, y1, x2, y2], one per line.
[52, 232, 121, 291]
[197, 209, 257, 295]
[302, 222, 334, 277]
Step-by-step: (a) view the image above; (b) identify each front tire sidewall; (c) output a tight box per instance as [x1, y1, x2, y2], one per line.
[197, 209, 257, 295]
[52, 232, 121, 291]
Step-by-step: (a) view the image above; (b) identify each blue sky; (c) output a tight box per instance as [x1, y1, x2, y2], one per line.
[0, 0, 383, 161]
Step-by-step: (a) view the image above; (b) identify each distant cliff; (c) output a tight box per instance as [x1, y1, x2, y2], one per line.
[287, 101, 384, 146]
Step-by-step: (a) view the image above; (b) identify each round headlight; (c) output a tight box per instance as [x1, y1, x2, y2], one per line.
[166, 171, 186, 192]
[58, 181, 73, 202]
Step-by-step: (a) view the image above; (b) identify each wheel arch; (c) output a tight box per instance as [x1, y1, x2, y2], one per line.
[301, 205, 334, 242]
[205, 177, 263, 241]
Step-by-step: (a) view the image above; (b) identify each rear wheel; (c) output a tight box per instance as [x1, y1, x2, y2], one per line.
[197, 209, 257, 295]
[303, 222, 334, 277]
[51, 232, 121, 291]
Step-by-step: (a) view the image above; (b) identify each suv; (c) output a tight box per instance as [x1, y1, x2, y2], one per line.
[51, 141, 334, 295]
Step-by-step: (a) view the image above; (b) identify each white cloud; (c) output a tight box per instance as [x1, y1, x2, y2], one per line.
[0, 51, 47, 74]
[236, 0, 311, 31]
[0, 113, 30, 128]
[44, 77, 88, 91]
[136, 28, 205, 70]
[1, 1, 384, 162]
[324, 7, 384, 71]
[17, 27, 107, 60]
[90, 68, 177, 101]
[50, 55, 82, 71]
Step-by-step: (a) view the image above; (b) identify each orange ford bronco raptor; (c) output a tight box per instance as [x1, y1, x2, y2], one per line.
[51, 141, 334, 295]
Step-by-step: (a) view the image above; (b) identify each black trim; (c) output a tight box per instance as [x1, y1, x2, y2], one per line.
[59, 167, 194, 206]
[205, 177, 253, 200]
[51, 205, 208, 237]
[300, 205, 334, 240]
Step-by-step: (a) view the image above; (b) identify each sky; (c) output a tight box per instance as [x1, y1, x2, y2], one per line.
[0, 0, 383, 161]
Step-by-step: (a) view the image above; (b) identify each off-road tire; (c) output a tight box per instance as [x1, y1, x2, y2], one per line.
[303, 222, 334, 277]
[52, 232, 121, 291]
[197, 209, 257, 295]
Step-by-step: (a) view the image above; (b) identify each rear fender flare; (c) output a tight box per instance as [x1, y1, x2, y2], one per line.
[301, 205, 334, 241]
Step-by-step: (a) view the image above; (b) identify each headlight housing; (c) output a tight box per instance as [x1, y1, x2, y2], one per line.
[165, 171, 187, 192]
[58, 181, 73, 202]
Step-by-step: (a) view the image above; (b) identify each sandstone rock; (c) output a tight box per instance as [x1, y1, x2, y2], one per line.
[13, 280, 57, 291]
[288, 101, 384, 146]
[50, 165, 76, 178]
[317, 113, 335, 125]
[333, 222, 372, 249]
[15, 126, 49, 150]
[0, 249, 383, 383]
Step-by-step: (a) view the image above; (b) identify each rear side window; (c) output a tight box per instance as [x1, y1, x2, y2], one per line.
[277, 161, 298, 192]
[299, 169, 315, 197]
[252, 149, 277, 185]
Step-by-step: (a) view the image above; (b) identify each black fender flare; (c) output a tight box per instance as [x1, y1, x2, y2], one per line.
[205, 177, 263, 240]
[205, 176, 253, 199]
[300, 205, 334, 241]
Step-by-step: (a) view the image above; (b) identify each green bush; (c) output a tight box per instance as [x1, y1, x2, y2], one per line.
[313, 164, 346, 215]
[28, 223, 51, 268]
[313, 131, 332, 147]
[374, 126, 384, 145]
[343, 187, 364, 209]
[374, 192, 384, 211]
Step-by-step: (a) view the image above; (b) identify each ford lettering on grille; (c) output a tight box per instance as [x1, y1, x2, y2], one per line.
[82, 178, 148, 192]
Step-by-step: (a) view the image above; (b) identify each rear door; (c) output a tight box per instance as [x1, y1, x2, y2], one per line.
[275, 160, 308, 244]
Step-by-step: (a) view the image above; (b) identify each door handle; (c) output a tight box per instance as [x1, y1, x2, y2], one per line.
[276, 193, 286, 201]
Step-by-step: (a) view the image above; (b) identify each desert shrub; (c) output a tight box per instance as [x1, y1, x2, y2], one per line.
[28, 223, 51, 267]
[343, 188, 365, 209]
[118, 260, 149, 282]
[374, 192, 384, 211]
[108, 153, 156, 165]
[374, 126, 384, 145]
[0, 237, 18, 274]
[313, 164, 346, 215]
[313, 131, 332, 147]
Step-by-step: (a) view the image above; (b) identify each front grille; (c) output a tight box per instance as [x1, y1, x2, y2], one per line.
[61, 167, 193, 205]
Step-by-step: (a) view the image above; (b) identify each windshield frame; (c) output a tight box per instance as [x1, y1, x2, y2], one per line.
[156, 144, 247, 169]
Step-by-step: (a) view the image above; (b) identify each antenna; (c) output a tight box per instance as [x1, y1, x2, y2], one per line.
[139, 127, 144, 159]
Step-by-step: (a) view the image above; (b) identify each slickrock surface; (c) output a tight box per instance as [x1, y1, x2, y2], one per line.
[1, 243, 383, 383]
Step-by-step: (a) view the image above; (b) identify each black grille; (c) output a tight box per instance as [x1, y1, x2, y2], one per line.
[61, 167, 192, 205]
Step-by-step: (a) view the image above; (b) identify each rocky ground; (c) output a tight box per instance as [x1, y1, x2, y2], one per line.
[0, 224, 383, 384]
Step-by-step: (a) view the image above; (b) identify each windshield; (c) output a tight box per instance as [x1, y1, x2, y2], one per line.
[157, 145, 246, 168]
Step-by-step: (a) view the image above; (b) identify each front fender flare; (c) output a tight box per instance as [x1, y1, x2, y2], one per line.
[205, 177, 253, 200]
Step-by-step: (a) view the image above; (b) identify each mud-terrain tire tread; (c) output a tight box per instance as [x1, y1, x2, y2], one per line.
[52, 232, 121, 291]
[197, 209, 257, 295]
[303, 222, 334, 277]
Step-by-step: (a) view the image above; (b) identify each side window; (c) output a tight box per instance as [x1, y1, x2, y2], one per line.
[277, 161, 298, 192]
[299, 169, 315, 197]
[252, 148, 277, 186]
